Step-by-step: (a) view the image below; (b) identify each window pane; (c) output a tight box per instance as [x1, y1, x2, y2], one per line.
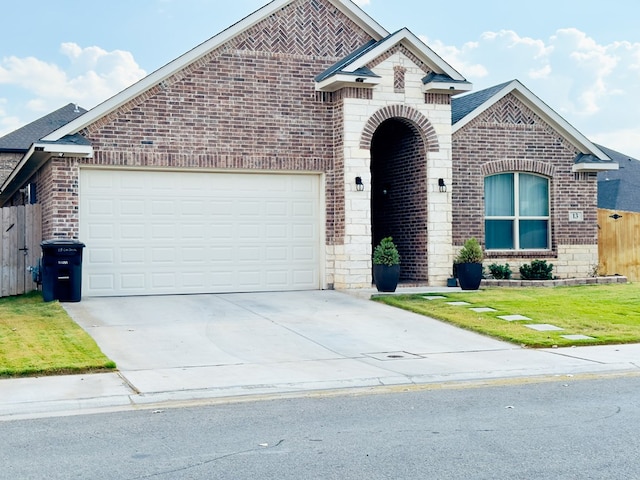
[519, 174, 549, 216]
[484, 174, 514, 216]
[519, 220, 549, 249]
[485, 220, 514, 249]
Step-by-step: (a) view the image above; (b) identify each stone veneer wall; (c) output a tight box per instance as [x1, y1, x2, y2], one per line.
[339, 50, 454, 288]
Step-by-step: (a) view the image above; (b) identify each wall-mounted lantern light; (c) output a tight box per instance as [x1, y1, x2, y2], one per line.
[438, 178, 447, 192]
[355, 176, 365, 192]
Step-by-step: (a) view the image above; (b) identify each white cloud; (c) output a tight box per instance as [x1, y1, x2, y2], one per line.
[0, 98, 22, 136]
[0, 43, 145, 134]
[421, 36, 488, 79]
[429, 27, 640, 158]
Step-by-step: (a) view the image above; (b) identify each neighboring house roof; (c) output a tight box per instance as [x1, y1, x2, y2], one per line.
[597, 145, 640, 213]
[0, 103, 87, 152]
[451, 79, 617, 172]
[315, 28, 472, 94]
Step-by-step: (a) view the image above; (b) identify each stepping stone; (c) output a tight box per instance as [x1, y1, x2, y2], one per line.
[422, 296, 446, 300]
[470, 307, 497, 313]
[561, 334, 595, 340]
[497, 314, 531, 321]
[524, 324, 564, 331]
[447, 301, 471, 306]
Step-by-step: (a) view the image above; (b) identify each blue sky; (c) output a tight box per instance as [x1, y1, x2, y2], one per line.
[1, 0, 639, 157]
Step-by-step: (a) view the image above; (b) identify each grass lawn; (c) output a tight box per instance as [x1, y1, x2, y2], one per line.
[373, 283, 640, 348]
[0, 292, 115, 377]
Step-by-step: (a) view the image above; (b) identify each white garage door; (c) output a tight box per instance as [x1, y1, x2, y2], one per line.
[79, 169, 322, 296]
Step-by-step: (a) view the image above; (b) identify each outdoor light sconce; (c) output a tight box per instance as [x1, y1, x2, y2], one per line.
[355, 176, 365, 191]
[438, 178, 447, 192]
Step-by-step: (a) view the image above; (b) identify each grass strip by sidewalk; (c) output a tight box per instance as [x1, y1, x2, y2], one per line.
[373, 283, 640, 348]
[0, 292, 115, 377]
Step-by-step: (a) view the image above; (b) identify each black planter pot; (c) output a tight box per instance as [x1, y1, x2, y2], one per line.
[373, 264, 400, 292]
[456, 262, 483, 290]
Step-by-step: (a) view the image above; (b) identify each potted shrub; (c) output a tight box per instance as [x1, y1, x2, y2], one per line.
[373, 236, 400, 292]
[454, 237, 484, 290]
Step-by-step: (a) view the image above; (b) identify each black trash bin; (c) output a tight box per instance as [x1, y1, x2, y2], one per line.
[40, 239, 85, 302]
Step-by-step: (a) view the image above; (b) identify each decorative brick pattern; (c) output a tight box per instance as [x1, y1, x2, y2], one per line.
[315, 88, 373, 103]
[367, 44, 432, 75]
[424, 93, 451, 105]
[360, 105, 440, 152]
[394, 65, 406, 93]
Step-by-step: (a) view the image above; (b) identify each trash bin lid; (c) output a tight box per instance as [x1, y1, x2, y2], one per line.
[41, 239, 86, 248]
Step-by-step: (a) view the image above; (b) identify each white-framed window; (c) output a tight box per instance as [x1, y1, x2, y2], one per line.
[484, 172, 550, 250]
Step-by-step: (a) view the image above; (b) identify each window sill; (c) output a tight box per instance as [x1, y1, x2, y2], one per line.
[485, 250, 556, 259]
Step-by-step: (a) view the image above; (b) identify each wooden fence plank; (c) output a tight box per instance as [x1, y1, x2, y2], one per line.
[598, 208, 640, 282]
[16, 205, 25, 294]
[0, 207, 3, 297]
[25, 204, 41, 294]
[0, 204, 42, 297]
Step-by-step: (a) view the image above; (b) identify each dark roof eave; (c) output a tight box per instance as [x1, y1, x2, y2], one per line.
[0, 141, 93, 206]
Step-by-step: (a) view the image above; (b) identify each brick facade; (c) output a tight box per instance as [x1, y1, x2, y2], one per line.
[452, 93, 599, 277]
[0, 152, 22, 187]
[38, 0, 374, 246]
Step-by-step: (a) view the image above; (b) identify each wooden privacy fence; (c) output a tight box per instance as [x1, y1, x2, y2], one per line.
[0, 204, 42, 297]
[598, 208, 640, 282]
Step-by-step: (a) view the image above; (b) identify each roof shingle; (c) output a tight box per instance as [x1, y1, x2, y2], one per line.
[0, 103, 87, 152]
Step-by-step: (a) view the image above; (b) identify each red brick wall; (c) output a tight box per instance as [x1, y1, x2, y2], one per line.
[372, 119, 428, 281]
[36, 158, 80, 240]
[39, 0, 375, 243]
[452, 93, 598, 259]
[0, 152, 23, 186]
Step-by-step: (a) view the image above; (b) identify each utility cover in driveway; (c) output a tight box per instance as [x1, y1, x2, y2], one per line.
[79, 169, 322, 296]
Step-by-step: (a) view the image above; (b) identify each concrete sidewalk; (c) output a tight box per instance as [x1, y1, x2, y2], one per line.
[1, 289, 639, 421]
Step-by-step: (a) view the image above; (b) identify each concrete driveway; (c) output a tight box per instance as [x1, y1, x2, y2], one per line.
[59, 289, 638, 405]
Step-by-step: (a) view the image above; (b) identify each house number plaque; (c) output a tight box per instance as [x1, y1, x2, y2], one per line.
[569, 211, 584, 222]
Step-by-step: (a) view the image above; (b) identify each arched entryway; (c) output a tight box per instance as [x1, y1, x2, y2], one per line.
[370, 117, 428, 283]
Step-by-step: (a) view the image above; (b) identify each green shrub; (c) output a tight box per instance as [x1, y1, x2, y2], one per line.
[488, 263, 512, 279]
[373, 237, 400, 266]
[519, 259, 554, 280]
[455, 238, 483, 264]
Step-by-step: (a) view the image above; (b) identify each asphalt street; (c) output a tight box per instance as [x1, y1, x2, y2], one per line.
[1, 374, 639, 479]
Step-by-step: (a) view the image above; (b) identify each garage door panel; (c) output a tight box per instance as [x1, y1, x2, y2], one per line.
[80, 169, 321, 296]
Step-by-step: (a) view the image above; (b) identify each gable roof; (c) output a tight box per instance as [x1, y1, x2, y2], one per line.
[597, 145, 640, 212]
[451, 79, 617, 172]
[315, 28, 471, 94]
[0, 103, 87, 152]
[42, 0, 389, 143]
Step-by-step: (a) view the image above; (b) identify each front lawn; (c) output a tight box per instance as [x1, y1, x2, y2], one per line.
[0, 292, 115, 377]
[373, 283, 640, 347]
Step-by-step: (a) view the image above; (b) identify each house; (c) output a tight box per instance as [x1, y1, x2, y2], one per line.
[0, 0, 618, 297]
